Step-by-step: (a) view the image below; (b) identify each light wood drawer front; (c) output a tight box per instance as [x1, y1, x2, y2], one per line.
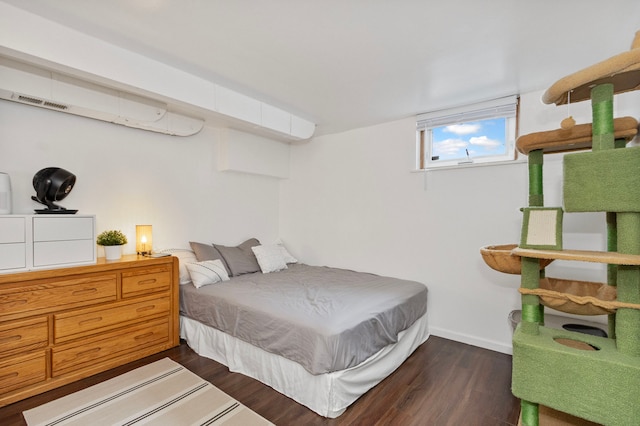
[0, 275, 117, 320]
[0, 351, 47, 394]
[52, 319, 169, 377]
[122, 266, 171, 298]
[54, 296, 171, 343]
[0, 317, 48, 356]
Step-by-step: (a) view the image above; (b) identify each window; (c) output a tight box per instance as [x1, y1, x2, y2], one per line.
[416, 96, 519, 169]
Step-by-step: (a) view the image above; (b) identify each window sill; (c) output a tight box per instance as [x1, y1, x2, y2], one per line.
[412, 158, 527, 172]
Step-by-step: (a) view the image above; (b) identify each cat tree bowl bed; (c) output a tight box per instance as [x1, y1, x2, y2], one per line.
[481, 244, 618, 315]
[480, 244, 554, 274]
[541, 31, 640, 106]
[533, 277, 617, 316]
[515, 117, 638, 155]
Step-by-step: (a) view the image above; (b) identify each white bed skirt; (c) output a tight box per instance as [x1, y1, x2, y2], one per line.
[180, 313, 429, 418]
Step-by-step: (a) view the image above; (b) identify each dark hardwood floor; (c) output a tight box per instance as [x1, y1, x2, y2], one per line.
[0, 336, 520, 425]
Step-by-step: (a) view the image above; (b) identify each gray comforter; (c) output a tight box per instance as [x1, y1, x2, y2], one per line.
[179, 263, 427, 375]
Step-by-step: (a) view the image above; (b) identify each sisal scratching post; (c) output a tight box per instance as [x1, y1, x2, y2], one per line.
[521, 256, 543, 335]
[528, 150, 544, 207]
[590, 84, 614, 151]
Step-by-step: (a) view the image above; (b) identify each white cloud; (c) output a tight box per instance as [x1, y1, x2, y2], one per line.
[434, 138, 467, 156]
[469, 135, 501, 150]
[444, 123, 481, 135]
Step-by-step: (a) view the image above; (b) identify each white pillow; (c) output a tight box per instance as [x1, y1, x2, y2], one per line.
[252, 245, 288, 273]
[185, 259, 230, 288]
[157, 248, 198, 285]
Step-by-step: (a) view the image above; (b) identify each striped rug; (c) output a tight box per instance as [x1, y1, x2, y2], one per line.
[23, 358, 274, 426]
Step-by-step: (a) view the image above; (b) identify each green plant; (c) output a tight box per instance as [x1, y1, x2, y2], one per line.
[96, 229, 128, 246]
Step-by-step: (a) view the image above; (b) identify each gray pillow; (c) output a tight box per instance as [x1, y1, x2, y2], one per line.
[189, 241, 230, 275]
[214, 238, 261, 277]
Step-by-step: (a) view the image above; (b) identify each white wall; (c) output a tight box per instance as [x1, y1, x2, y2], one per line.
[0, 100, 283, 256]
[280, 89, 640, 353]
[3, 81, 639, 354]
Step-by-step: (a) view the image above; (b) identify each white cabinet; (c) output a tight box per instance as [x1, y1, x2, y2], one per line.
[0, 215, 96, 273]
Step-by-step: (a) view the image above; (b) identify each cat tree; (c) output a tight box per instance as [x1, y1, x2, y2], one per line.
[482, 32, 640, 425]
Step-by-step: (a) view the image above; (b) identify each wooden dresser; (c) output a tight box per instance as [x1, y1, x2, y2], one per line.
[0, 254, 179, 407]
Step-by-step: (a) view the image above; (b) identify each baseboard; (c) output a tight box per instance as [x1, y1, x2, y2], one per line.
[429, 326, 513, 355]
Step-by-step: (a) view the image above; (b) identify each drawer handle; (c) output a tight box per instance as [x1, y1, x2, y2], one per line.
[72, 288, 98, 296]
[76, 347, 101, 357]
[0, 372, 19, 381]
[0, 335, 22, 344]
[79, 316, 103, 326]
[134, 332, 155, 341]
[138, 279, 157, 286]
[136, 305, 155, 313]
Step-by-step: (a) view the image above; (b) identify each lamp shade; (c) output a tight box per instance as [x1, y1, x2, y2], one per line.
[136, 225, 153, 255]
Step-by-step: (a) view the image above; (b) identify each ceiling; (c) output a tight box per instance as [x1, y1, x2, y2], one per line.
[2, 0, 640, 136]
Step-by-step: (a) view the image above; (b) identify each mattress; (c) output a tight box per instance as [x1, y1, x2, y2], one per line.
[179, 263, 428, 375]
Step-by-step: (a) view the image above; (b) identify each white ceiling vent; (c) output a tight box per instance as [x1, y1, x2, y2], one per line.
[0, 57, 203, 136]
[15, 94, 68, 110]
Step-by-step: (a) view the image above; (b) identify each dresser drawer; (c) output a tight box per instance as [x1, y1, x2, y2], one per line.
[52, 319, 170, 377]
[32, 216, 94, 241]
[122, 266, 171, 298]
[33, 239, 95, 267]
[0, 254, 177, 408]
[54, 296, 171, 343]
[0, 243, 26, 271]
[0, 275, 117, 320]
[0, 351, 47, 394]
[0, 317, 48, 356]
[0, 217, 25, 244]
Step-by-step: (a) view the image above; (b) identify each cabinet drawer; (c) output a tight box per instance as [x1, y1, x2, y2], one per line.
[54, 296, 171, 343]
[52, 319, 169, 377]
[122, 266, 171, 297]
[0, 217, 25, 243]
[33, 239, 95, 267]
[0, 275, 117, 320]
[0, 317, 48, 356]
[0, 243, 26, 271]
[32, 217, 94, 241]
[0, 351, 47, 394]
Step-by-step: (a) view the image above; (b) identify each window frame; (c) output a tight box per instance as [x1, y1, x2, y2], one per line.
[416, 96, 519, 170]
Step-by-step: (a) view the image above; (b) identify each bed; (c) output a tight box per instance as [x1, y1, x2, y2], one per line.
[169, 241, 429, 418]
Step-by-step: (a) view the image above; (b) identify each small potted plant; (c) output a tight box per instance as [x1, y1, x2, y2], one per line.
[96, 229, 128, 260]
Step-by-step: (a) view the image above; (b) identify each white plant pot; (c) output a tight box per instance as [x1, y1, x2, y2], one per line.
[104, 245, 122, 260]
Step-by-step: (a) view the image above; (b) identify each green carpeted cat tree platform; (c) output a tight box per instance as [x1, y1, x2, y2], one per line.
[482, 31, 640, 425]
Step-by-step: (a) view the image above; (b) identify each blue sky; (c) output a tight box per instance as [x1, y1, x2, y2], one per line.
[431, 118, 507, 161]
